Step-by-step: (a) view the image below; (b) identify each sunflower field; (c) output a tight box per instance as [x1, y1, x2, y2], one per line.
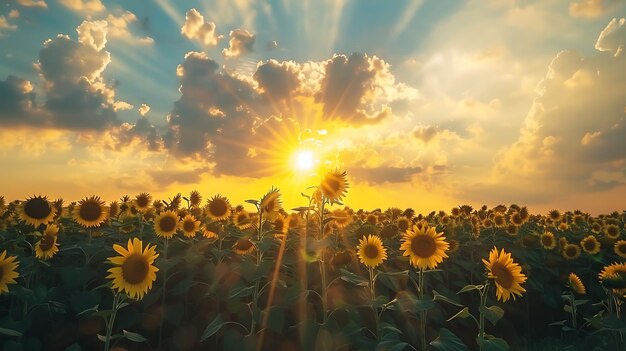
[0, 171, 625, 351]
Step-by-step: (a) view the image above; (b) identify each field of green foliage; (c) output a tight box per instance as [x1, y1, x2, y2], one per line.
[0, 171, 625, 351]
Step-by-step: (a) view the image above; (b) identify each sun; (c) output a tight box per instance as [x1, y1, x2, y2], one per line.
[293, 150, 315, 172]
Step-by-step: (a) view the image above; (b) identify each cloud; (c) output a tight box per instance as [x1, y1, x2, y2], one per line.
[59, 0, 104, 13]
[0, 16, 17, 31]
[106, 11, 154, 45]
[595, 17, 626, 55]
[253, 59, 302, 101]
[181, 8, 222, 46]
[569, 0, 620, 18]
[16, 0, 47, 8]
[9, 10, 20, 19]
[76, 20, 107, 51]
[222, 29, 255, 58]
[493, 18, 626, 201]
[0, 76, 40, 125]
[349, 166, 424, 184]
[138, 103, 150, 116]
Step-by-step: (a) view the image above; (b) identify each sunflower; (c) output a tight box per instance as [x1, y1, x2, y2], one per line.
[357, 235, 387, 268]
[580, 235, 600, 255]
[493, 213, 506, 227]
[510, 213, 523, 226]
[482, 248, 527, 302]
[448, 239, 460, 254]
[558, 222, 569, 231]
[273, 215, 290, 239]
[0, 250, 19, 294]
[179, 214, 200, 238]
[614, 240, 626, 258]
[206, 195, 231, 221]
[598, 262, 626, 294]
[568, 273, 586, 294]
[397, 216, 411, 232]
[505, 224, 519, 236]
[73, 196, 107, 228]
[288, 213, 302, 229]
[233, 210, 253, 230]
[540, 232, 557, 250]
[153, 210, 179, 239]
[107, 238, 159, 300]
[260, 188, 282, 219]
[202, 227, 218, 240]
[548, 210, 561, 222]
[109, 201, 120, 219]
[330, 250, 353, 267]
[35, 224, 60, 260]
[18, 195, 56, 227]
[562, 244, 581, 260]
[400, 225, 449, 270]
[605, 224, 621, 240]
[320, 170, 349, 203]
[189, 190, 202, 208]
[366, 213, 378, 225]
[591, 222, 602, 234]
[134, 192, 152, 213]
[233, 239, 255, 255]
[332, 208, 353, 229]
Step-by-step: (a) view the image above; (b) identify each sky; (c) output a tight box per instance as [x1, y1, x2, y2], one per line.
[0, 0, 625, 214]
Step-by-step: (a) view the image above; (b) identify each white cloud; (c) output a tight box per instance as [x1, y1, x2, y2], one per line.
[596, 17, 626, 56]
[76, 20, 108, 51]
[181, 9, 222, 46]
[59, 0, 105, 13]
[106, 11, 154, 45]
[17, 0, 47, 8]
[138, 104, 150, 116]
[222, 29, 255, 58]
[9, 10, 20, 19]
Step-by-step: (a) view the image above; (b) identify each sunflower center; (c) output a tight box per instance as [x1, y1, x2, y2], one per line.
[122, 253, 149, 284]
[398, 220, 409, 232]
[541, 235, 553, 247]
[411, 235, 436, 258]
[491, 262, 514, 289]
[39, 234, 55, 251]
[607, 226, 618, 236]
[183, 220, 196, 232]
[235, 239, 253, 251]
[565, 246, 578, 257]
[323, 177, 341, 194]
[364, 243, 379, 259]
[24, 198, 52, 219]
[79, 201, 102, 221]
[136, 196, 150, 208]
[583, 239, 596, 251]
[209, 200, 228, 217]
[159, 216, 177, 232]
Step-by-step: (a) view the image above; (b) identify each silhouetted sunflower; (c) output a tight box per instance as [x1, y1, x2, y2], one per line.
[233, 239, 255, 255]
[107, 238, 159, 300]
[206, 195, 231, 221]
[233, 210, 253, 230]
[134, 193, 152, 213]
[320, 170, 349, 203]
[189, 190, 202, 208]
[260, 188, 282, 219]
[482, 247, 527, 302]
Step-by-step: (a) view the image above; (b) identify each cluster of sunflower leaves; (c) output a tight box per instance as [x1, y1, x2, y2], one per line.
[0, 189, 625, 351]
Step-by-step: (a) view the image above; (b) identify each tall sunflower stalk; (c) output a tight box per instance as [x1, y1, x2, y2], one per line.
[357, 235, 388, 340]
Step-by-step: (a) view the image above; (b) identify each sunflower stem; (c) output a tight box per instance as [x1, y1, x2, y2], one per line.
[104, 291, 122, 351]
[478, 281, 490, 351]
[158, 238, 169, 350]
[369, 266, 379, 340]
[569, 288, 577, 330]
[319, 199, 328, 325]
[419, 268, 426, 351]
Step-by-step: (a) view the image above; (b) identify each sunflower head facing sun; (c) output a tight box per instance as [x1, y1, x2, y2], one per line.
[320, 170, 349, 203]
[482, 247, 527, 302]
[400, 224, 449, 270]
[18, 195, 56, 227]
[356, 234, 387, 268]
[107, 238, 159, 300]
[260, 188, 282, 219]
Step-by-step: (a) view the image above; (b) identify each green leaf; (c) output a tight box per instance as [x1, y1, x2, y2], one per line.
[429, 328, 468, 351]
[97, 333, 121, 342]
[433, 290, 464, 307]
[339, 268, 369, 286]
[458, 284, 483, 294]
[0, 328, 22, 337]
[380, 322, 402, 334]
[376, 341, 408, 351]
[446, 307, 472, 322]
[229, 285, 255, 298]
[201, 315, 225, 342]
[573, 299, 589, 307]
[92, 309, 113, 318]
[122, 330, 147, 342]
[415, 298, 436, 312]
[245, 199, 259, 206]
[563, 305, 573, 313]
[477, 336, 509, 351]
[292, 206, 312, 212]
[479, 305, 504, 326]
[76, 304, 99, 316]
